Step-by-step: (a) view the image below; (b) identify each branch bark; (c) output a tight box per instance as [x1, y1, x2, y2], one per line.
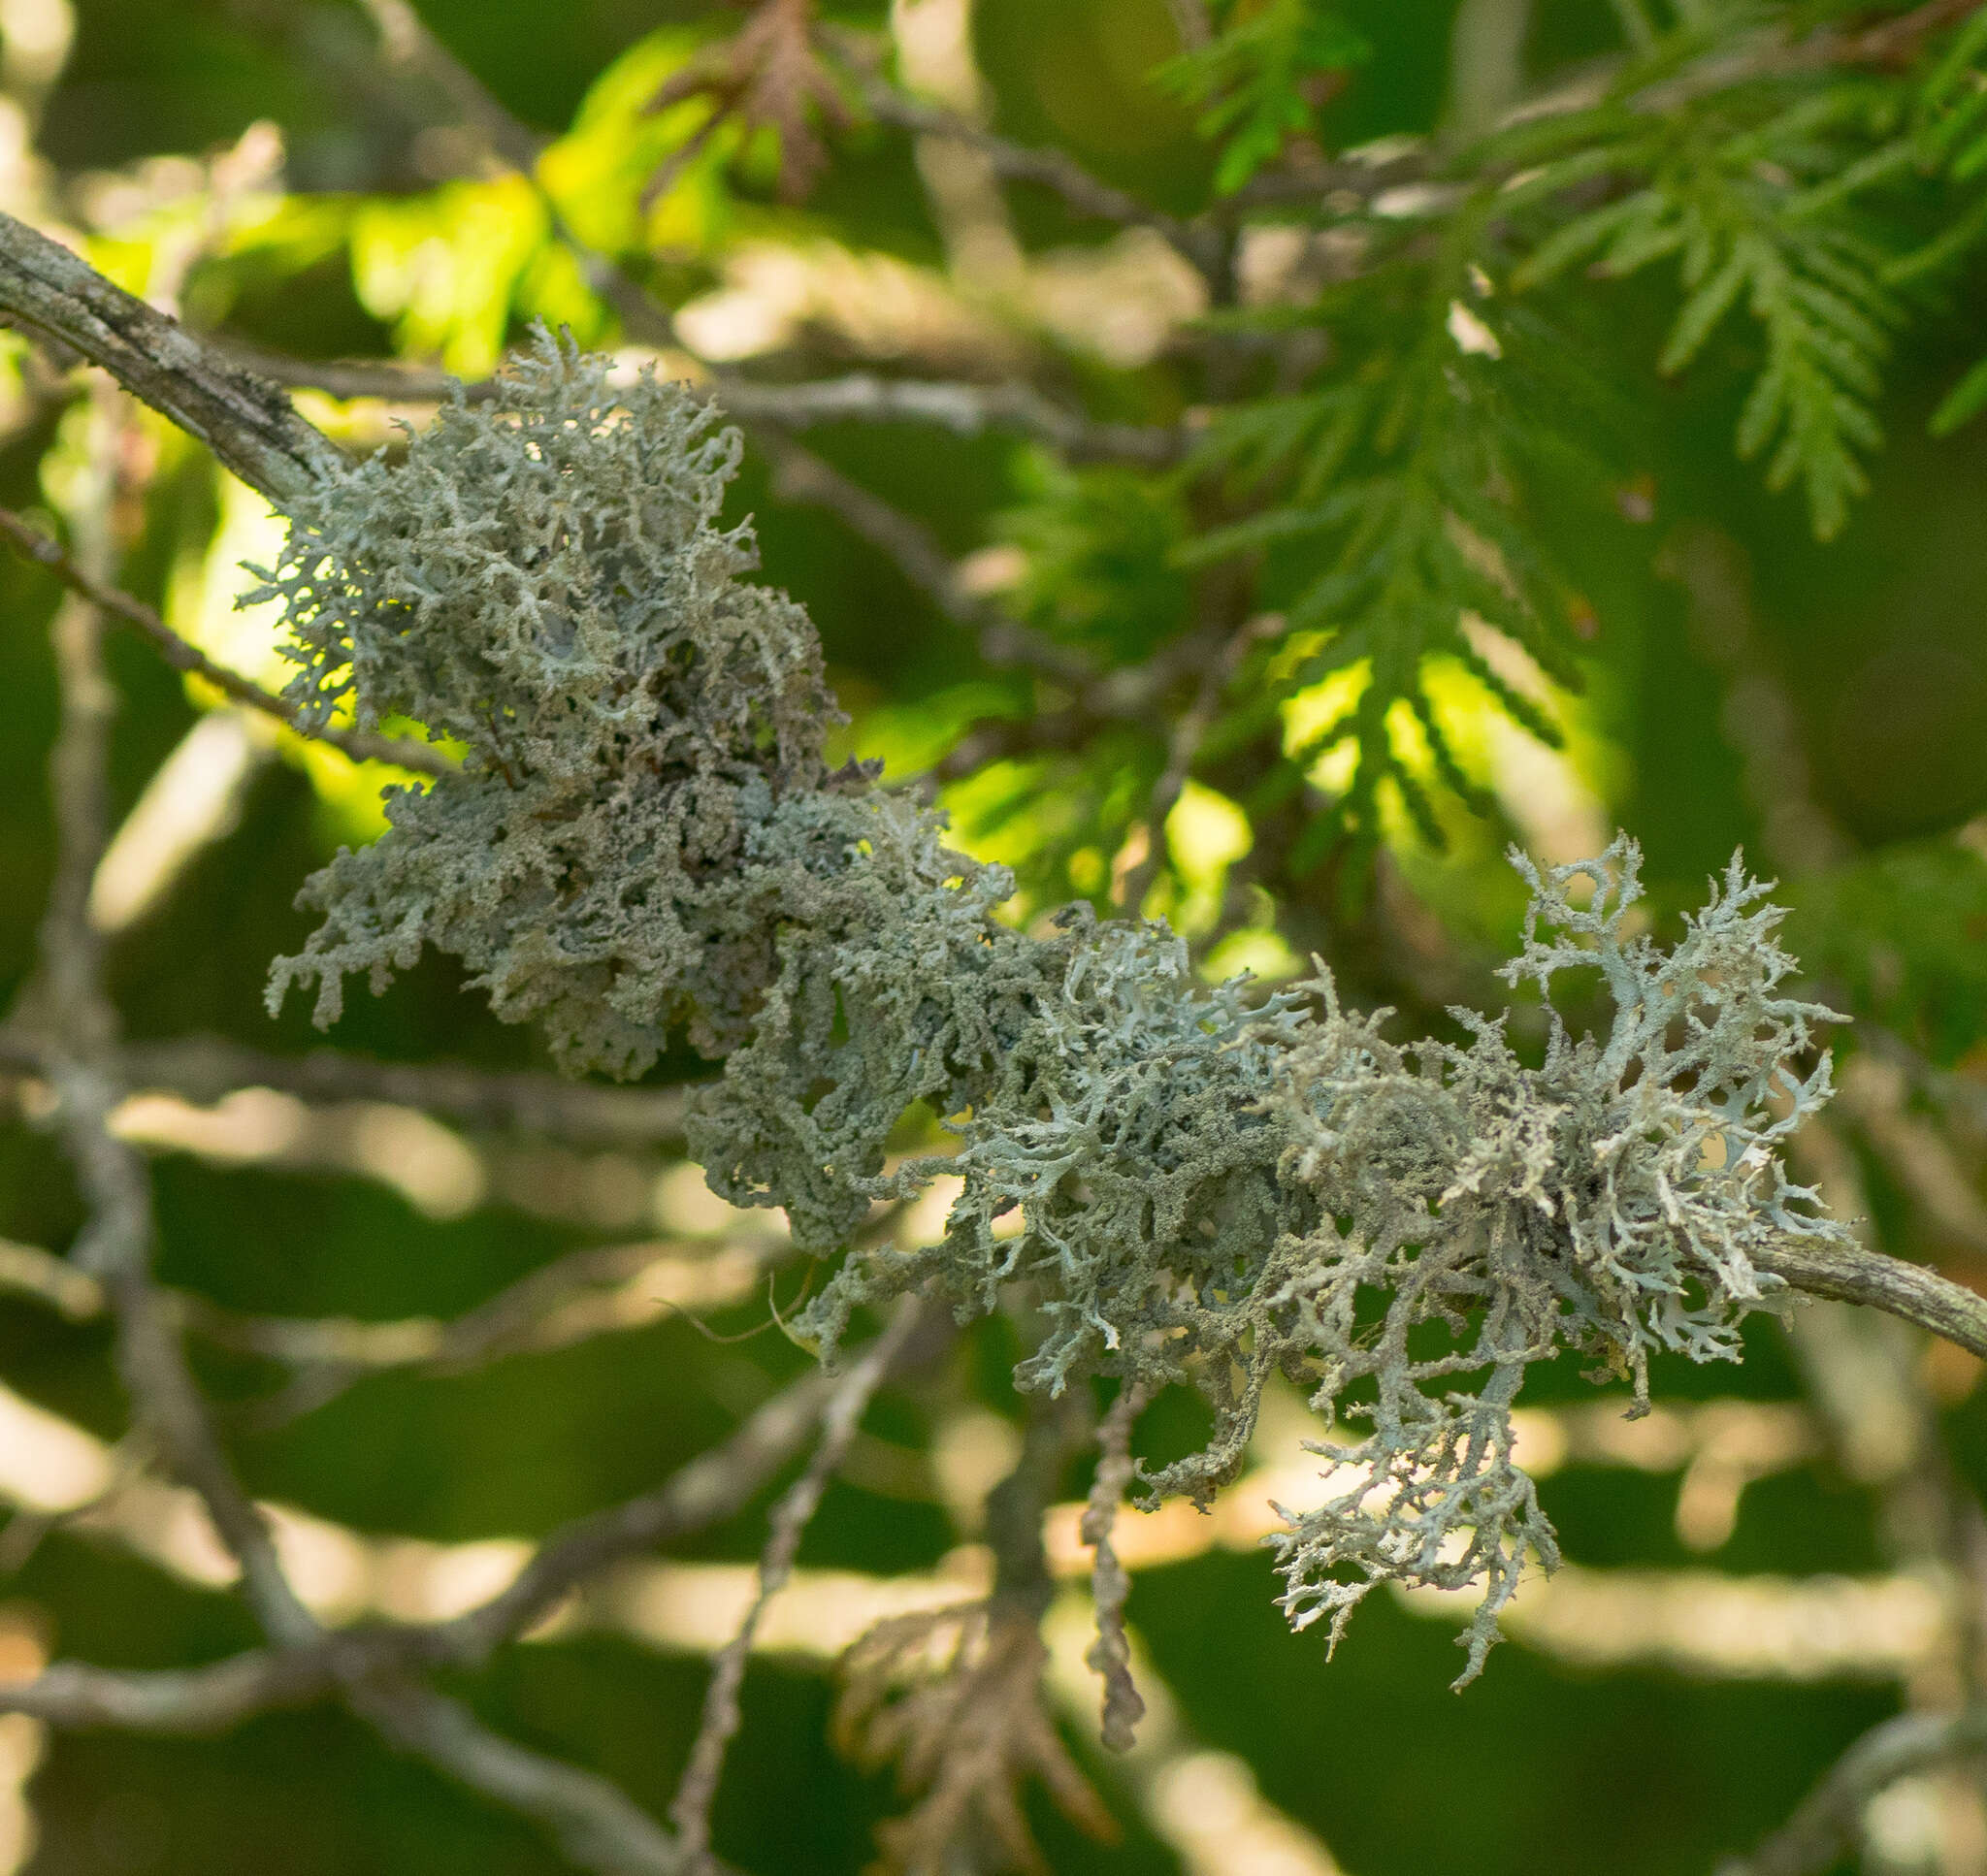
[0, 211, 339, 505]
[1756, 1240, 1987, 1362]
[0, 506, 452, 777]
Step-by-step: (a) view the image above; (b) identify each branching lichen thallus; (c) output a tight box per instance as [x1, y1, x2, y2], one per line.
[257, 333, 1850, 1688]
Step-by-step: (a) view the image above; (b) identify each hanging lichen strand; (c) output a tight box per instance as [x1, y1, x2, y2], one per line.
[259, 337, 1851, 1680]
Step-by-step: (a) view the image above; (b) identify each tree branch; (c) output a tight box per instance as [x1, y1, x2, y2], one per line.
[441, 1363, 840, 1664]
[0, 1314, 945, 1758]
[0, 211, 340, 504]
[356, 1675, 686, 1876]
[228, 341, 1184, 468]
[1720, 1702, 1987, 1876]
[0, 506, 453, 778]
[0, 1649, 345, 1733]
[829, 41, 1222, 275]
[107, 1035, 691, 1144]
[1755, 1240, 1987, 1363]
[669, 1297, 925, 1866]
[28, 385, 318, 1650]
[754, 430, 1092, 685]
[0, 1229, 782, 1383]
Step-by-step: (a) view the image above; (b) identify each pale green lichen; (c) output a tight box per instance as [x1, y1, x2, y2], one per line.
[1254, 840, 1846, 1680]
[802, 838, 1847, 1682]
[255, 330, 855, 1078]
[257, 336, 1848, 1684]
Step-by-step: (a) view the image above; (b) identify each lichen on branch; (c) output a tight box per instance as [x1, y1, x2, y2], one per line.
[255, 334, 1850, 1682]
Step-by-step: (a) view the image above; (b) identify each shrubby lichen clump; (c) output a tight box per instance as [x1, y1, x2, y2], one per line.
[256, 335, 854, 1079]
[260, 336, 1850, 1682]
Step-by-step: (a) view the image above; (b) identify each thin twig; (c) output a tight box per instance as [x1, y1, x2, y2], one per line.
[1081, 1381, 1150, 1752]
[29, 384, 317, 1649]
[442, 1361, 843, 1663]
[0, 1231, 776, 1378]
[669, 1297, 925, 1866]
[1719, 1702, 1987, 1876]
[0, 210, 339, 503]
[109, 1034, 690, 1143]
[0, 505, 452, 777]
[188, 1237, 774, 1375]
[354, 0, 683, 352]
[0, 1318, 940, 1753]
[829, 39, 1222, 275]
[356, 1676, 687, 1876]
[1755, 1240, 1987, 1362]
[357, 0, 542, 173]
[0, 1645, 372, 1733]
[757, 430, 1093, 685]
[228, 340, 1184, 468]
[11, 355, 674, 1876]
[720, 373, 1183, 467]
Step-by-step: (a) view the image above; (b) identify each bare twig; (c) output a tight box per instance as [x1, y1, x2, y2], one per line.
[1081, 1382, 1150, 1752]
[356, 0, 542, 174]
[0, 1317, 941, 1758]
[229, 340, 1184, 468]
[0, 210, 339, 503]
[669, 1298, 925, 1866]
[29, 385, 318, 1649]
[109, 1034, 691, 1144]
[716, 372, 1183, 467]
[441, 1363, 842, 1663]
[0, 505, 452, 777]
[188, 1237, 778, 1377]
[3, 1220, 798, 1439]
[1719, 1702, 1987, 1876]
[352, 0, 682, 352]
[0, 1646, 365, 1734]
[830, 43, 1221, 274]
[756, 429, 1093, 685]
[356, 1676, 686, 1876]
[7, 346, 688, 1876]
[1755, 1241, 1987, 1363]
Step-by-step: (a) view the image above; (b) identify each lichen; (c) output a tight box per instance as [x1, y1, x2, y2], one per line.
[257, 337, 1848, 1683]
[255, 330, 854, 1078]
[1257, 840, 1847, 1680]
[804, 839, 1849, 1682]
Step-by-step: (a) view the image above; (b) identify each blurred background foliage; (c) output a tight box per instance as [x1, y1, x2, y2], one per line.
[5, 1, 1987, 1873]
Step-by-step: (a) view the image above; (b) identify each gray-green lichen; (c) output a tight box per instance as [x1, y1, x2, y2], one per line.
[256, 331, 860, 1079]
[1256, 841, 1846, 1679]
[257, 336, 1849, 1682]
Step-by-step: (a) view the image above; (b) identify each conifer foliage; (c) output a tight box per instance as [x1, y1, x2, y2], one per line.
[9, 4, 1987, 1874]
